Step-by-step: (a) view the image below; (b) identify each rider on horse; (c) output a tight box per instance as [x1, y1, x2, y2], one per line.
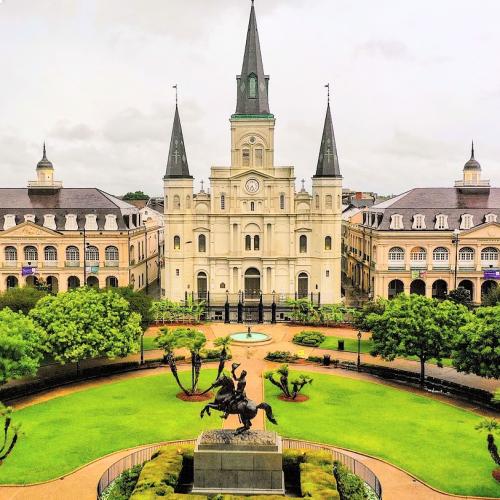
[221, 363, 247, 419]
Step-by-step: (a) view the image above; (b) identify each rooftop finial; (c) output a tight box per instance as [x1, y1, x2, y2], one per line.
[325, 83, 330, 104]
[471, 140, 475, 159]
[301, 179, 305, 191]
[251, 0, 254, 5]
[200, 179, 205, 192]
[173, 84, 178, 106]
[43, 142, 47, 158]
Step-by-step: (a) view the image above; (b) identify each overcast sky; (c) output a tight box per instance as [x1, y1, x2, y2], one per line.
[1, 0, 499, 197]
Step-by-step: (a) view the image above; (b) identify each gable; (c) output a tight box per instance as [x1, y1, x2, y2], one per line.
[229, 169, 275, 181]
[459, 222, 500, 240]
[0, 221, 62, 238]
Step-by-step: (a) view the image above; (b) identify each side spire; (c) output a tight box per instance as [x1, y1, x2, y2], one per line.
[234, 1, 271, 115]
[164, 97, 191, 179]
[37, 142, 53, 169]
[314, 94, 341, 178]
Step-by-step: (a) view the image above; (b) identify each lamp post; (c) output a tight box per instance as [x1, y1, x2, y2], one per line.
[140, 331, 144, 365]
[357, 330, 362, 371]
[83, 227, 87, 285]
[452, 229, 460, 289]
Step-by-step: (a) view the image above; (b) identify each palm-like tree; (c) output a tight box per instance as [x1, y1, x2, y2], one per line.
[213, 335, 233, 379]
[264, 364, 313, 400]
[0, 404, 19, 465]
[476, 418, 500, 466]
[155, 328, 189, 395]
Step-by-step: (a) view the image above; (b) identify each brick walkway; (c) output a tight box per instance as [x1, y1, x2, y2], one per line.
[1, 323, 498, 500]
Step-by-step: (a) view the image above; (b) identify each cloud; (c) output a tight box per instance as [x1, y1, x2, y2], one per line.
[51, 121, 95, 141]
[355, 39, 414, 61]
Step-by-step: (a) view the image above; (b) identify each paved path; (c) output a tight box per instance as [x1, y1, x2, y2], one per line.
[1, 323, 499, 500]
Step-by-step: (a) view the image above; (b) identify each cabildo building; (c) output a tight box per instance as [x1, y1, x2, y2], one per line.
[162, 3, 343, 313]
[345, 144, 500, 304]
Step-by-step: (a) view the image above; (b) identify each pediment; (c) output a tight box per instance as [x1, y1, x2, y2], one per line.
[229, 169, 275, 181]
[459, 222, 500, 240]
[1, 221, 61, 238]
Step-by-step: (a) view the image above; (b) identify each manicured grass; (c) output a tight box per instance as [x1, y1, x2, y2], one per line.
[142, 336, 159, 351]
[320, 335, 373, 353]
[0, 370, 220, 484]
[265, 371, 500, 497]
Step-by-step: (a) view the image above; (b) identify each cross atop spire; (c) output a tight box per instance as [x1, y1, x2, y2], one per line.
[314, 96, 342, 178]
[164, 102, 192, 179]
[234, 1, 271, 116]
[325, 83, 330, 104]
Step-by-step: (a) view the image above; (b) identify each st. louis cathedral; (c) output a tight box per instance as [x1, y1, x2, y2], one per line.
[163, 2, 342, 309]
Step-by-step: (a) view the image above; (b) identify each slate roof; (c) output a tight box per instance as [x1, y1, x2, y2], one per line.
[164, 104, 191, 179]
[314, 103, 341, 178]
[234, 1, 270, 115]
[366, 187, 500, 230]
[0, 188, 138, 231]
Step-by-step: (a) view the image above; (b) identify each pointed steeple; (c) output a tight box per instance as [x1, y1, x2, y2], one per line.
[37, 142, 53, 169]
[164, 104, 192, 179]
[234, 1, 271, 116]
[314, 101, 341, 178]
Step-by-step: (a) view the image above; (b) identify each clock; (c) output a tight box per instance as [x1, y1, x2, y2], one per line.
[245, 178, 260, 194]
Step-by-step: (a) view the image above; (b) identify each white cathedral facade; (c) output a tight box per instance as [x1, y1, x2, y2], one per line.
[163, 3, 342, 306]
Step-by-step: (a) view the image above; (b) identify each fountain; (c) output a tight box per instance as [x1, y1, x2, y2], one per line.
[229, 325, 271, 345]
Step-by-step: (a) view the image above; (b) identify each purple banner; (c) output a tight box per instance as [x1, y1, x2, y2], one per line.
[483, 269, 500, 280]
[21, 266, 37, 276]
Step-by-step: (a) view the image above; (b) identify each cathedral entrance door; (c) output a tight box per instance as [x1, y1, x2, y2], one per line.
[298, 272, 309, 299]
[244, 268, 261, 300]
[197, 272, 208, 301]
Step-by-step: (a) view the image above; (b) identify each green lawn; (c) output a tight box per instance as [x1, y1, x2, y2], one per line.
[0, 371, 220, 484]
[320, 335, 373, 353]
[142, 336, 159, 351]
[265, 371, 500, 497]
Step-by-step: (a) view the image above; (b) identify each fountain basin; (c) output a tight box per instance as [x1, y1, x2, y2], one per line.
[229, 332, 272, 345]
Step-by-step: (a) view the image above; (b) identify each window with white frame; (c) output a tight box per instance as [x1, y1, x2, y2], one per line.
[432, 247, 449, 262]
[220, 194, 226, 210]
[105, 246, 119, 261]
[481, 247, 498, 263]
[388, 246, 405, 262]
[458, 247, 475, 262]
[24, 246, 38, 261]
[485, 213, 497, 223]
[5, 246, 17, 261]
[460, 214, 474, 230]
[85, 245, 99, 261]
[66, 246, 80, 261]
[390, 214, 404, 230]
[435, 214, 448, 230]
[412, 214, 426, 230]
[44, 246, 57, 261]
[410, 247, 427, 262]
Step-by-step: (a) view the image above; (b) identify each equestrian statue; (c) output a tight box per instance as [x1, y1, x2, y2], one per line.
[200, 363, 277, 435]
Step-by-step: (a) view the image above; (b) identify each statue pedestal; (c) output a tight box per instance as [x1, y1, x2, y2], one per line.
[192, 429, 285, 495]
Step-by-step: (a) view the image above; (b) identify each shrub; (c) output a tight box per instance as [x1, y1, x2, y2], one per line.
[293, 330, 326, 347]
[334, 461, 368, 500]
[200, 348, 232, 361]
[102, 464, 142, 500]
[300, 462, 340, 498]
[265, 351, 299, 362]
[0, 287, 47, 315]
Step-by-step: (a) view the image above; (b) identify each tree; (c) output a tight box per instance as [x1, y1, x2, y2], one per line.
[0, 308, 44, 385]
[475, 419, 500, 467]
[352, 298, 386, 332]
[109, 287, 153, 328]
[30, 288, 142, 369]
[264, 364, 313, 400]
[448, 287, 472, 307]
[368, 295, 468, 388]
[213, 335, 233, 380]
[0, 403, 19, 466]
[286, 298, 320, 324]
[155, 327, 217, 396]
[0, 287, 47, 315]
[452, 306, 500, 379]
[122, 191, 150, 201]
[482, 286, 500, 306]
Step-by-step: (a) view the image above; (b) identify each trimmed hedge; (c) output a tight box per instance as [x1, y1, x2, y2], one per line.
[265, 351, 299, 362]
[334, 460, 368, 500]
[293, 330, 326, 347]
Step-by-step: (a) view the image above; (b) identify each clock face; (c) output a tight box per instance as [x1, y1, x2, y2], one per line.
[245, 178, 260, 194]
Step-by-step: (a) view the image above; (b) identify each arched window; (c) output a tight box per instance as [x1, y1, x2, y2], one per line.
[66, 246, 80, 261]
[5, 246, 17, 261]
[24, 246, 38, 261]
[299, 235, 307, 253]
[6, 276, 18, 289]
[173, 195, 180, 210]
[433, 247, 449, 262]
[279, 193, 285, 210]
[198, 234, 206, 253]
[173, 236, 180, 250]
[85, 245, 99, 261]
[248, 73, 257, 98]
[242, 149, 250, 167]
[106, 276, 119, 288]
[105, 246, 119, 261]
[44, 246, 57, 261]
[315, 195, 320, 209]
[245, 235, 252, 251]
[325, 195, 332, 209]
[250, 201, 255, 211]
[254, 235, 260, 251]
[298, 272, 309, 298]
[220, 194, 225, 210]
[458, 247, 475, 262]
[388, 246, 405, 262]
[325, 236, 332, 250]
[481, 247, 498, 263]
[410, 247, 426, 262]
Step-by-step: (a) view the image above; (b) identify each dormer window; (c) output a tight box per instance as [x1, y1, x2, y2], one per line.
[43, 214, 56, 230]
[435, 214, 448, 230]
[460, 214, 474, 230]
[3, 214, 16, 230]
[104, 214, 118, 231]
[412, 214, 426, 230]
[390, 214, 404, 230]
[24, 214, 35, 223]
[248, 74, 257, 98]
[65, 214, 78, 231]
[85, 214, 98, 231]
[485, 213, 497, 223]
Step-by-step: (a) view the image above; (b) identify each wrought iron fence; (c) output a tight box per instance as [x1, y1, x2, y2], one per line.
[96, 438, 382, 499]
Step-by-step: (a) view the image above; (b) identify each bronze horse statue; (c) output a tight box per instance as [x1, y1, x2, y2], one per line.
[200, 374, 277, 434]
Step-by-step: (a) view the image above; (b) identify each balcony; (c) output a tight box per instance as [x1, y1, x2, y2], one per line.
[65, 260, 81, 267]
[27, 180, 63, 189]
[410, 260, 427, 269]
[105, 260, 119, 267]
[458, 261, 475, 270]
[44, 260, 58, 267]
[482, 261, 498, 269]
[23, 261, 38, 267]
[388, 261, 405, 271]
[432, 261, 450, 270]
[3, 261, 18, 268]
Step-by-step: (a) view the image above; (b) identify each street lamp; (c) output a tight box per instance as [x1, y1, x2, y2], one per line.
[452, 229, 460, 289]
[357, 330, 362, 371]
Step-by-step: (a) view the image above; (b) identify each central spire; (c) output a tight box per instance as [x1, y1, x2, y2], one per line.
[234, 1, 271, 116]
